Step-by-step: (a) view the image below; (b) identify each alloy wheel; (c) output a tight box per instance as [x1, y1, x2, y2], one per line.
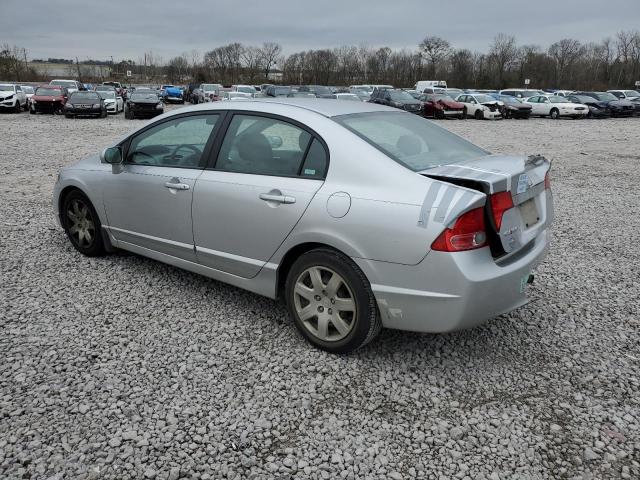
[293, 266, 357, 342]
[66, 199, 95, 248]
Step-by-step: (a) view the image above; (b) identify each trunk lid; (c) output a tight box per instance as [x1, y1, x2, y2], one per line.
[420, 154, 554, 259]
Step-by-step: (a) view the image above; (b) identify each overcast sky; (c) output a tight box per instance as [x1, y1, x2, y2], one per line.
[3, 0, 639, 62]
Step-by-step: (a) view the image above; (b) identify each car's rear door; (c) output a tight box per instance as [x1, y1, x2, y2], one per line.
[102, 113, 222, 261]
[192, 112, 328, 278]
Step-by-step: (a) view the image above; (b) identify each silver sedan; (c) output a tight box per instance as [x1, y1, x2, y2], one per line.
[53, 99, 553, 353]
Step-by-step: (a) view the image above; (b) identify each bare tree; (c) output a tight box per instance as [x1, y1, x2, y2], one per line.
[259, 42, 282, 80]
[419, 36, 450, 77]
[488, 34, 518, 88]
[548, 38, 584, 86]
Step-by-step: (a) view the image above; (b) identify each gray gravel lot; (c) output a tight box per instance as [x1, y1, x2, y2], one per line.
[1, 107, 639, 480]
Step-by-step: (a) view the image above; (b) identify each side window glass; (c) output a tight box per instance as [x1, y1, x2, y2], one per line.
[300, 139, 328, 179]
[126, 114, 219, 168]
[216, 115, 311, 176]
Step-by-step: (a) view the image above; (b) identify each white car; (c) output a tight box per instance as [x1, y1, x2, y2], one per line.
[232, 85, 257, 94]
[220, 92, 252, 101]
[201, 83, 223, 102]
[499, 89, 546, 99]
[0, 84, 28, 112]
[455, 93, 503, 119]
[98, 90, 124, 113]
[333, 93, 362, 101]
[20, 85, 35, 106]
[524, 95, 588, 119]
[551, 90, 574, 97]
[50, 79, 83, 94]
[607, 89, 640, 100]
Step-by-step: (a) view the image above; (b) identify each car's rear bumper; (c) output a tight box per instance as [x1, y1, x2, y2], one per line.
[164, 96, 183, 103]
[355, 228, 550, 333]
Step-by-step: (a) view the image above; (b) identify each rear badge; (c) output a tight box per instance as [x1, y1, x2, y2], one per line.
[517, 174, 530, 194]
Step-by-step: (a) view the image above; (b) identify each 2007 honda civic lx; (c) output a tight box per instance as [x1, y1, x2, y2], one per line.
[53, 99, 553, 353]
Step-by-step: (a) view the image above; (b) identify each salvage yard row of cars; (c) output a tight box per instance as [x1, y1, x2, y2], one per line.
[1, 78, 640, 121]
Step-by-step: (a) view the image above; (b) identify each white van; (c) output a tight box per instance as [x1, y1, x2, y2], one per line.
[414, 80, 447, 93]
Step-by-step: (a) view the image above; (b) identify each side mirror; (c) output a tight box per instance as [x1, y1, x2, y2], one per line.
[101, 146, 123, 164]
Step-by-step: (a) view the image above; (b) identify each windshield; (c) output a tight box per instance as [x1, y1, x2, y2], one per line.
[98, 91, 116, 99]
[201, 84, 219, 92]
[388, 90, 416, 102]
[70, 92, 99, 101]
[335, 112, 488, 171]
[273, 86, 291, 95]
[474, 94, 495, 103]
[624, 90, 640, 97]
[236, 86, 256, 93]
[35, 87, 62, 96]
[311, 86, 332, 95]
[21, 86, 35, 94]
[430, 94, 452, 102]
[50, 80, 75, 87]
[132, 93, 158, 100]
[0, 85, 14, 91]
[595, 92, 618, 101]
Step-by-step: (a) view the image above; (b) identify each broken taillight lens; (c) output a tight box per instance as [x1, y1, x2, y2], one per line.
[431, 207, 487, 252]
[489, 191, 514, 230]
[544, 171, 551, 189]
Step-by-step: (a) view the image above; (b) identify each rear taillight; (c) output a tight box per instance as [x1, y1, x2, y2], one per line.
[544, 171, 551, 189]
[489, 191, 514, 230]
[431, 207, 487, 252]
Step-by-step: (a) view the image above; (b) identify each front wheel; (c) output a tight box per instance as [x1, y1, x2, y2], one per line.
[14, 102, 21, 113]
[550, 108, 560, 119]
[285, 249, 382, 354]
[61, 191, 106, 257]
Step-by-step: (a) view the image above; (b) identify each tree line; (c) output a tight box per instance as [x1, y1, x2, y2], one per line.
[2, 31, 640, 89]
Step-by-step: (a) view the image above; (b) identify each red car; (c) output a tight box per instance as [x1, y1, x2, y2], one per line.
[30, 85, 69, 114]
[420, 94, 465, 119]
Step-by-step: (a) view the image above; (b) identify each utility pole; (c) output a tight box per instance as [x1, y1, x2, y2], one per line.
[75, 57, 82, 82]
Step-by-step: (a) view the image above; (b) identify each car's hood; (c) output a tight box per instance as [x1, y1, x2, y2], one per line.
[481, 100, 502, 106]
[130, 98, 159, 104]
[0, 92, 15, 98]
[435, 99, 464, 108]
[507, 102, 532, 109]
[65, 153, 104, 172]
[608, 99, 634, 107]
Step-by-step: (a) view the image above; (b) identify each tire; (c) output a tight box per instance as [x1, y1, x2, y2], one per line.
[14, 101, 21, 113]
[30, 107, 36, 115]
[474, 109, 484, 120]
[65, 114, 72, 119]
[462, 107, 467, 118]
[61, 190, 106, 257]
[435, 109, 444, 119]
[125, 108, 132, 119]
[550, 108, 560, 119]
[285, 248, 382, 354]
[100, 109, 107, 118]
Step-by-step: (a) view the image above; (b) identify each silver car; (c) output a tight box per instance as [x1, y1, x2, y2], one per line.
[53, 99, 553, 353]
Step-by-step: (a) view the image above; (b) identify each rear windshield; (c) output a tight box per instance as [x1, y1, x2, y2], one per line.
[50, 80, 75, 86]
[334, 112, 488, 171]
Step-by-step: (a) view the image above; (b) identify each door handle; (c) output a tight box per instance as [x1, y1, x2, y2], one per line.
[259, 193, 296, 204]
[164, 182, 190, 190]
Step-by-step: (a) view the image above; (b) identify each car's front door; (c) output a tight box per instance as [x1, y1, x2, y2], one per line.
[192, 113, 328, 278]
[102, 113, 222, 261]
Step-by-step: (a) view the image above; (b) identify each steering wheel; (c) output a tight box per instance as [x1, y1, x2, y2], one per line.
[165, 144, 201, 166]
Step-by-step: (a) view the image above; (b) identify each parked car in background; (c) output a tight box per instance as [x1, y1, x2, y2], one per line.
[349, 86, 371, 101]
[98, 90, 124, 114]
[456, 93, 503, 119]
[185, 83, 201, 103]
[550, 90, 574, 97]
[50, 79, 84, 93]
[53, 100, 553, 353]
[161, 85, 184, 103]
[0, 84, 28, 112]
[420, 93, 465, 119]
[102, 81, 124, 97]
[565, 94, 611, 118]
[332, 93, 362, 101]
[200, 83, 222, 102]
[30, 85, 68, 114]
[20, 85, 35, 107]
[369, 88, 422, 113]
[499, 89, 546, 99]
[607, 89, 640, 115]
[414, 80, 447, 92]
[299, 85, 334, 99]
[489, 94, 532, 119]
[260, 84, 274, 93]
[252, 93, 267, 98]
[444, 88, 464, 100]
[266, 85, 293, 97]
[523, 95, 588, 119]
[572, 91, 635, 117]
[124, 91, 164, 119]
[63, 91, 107, 118]
[233, 85, 257, 94]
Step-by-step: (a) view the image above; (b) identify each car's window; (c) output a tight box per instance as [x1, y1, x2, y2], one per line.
[550, 97, 566, 103]
[335, 111, 487, 171]
[126, 114, 220, 168]
[216, 114, 320, 177]
[300, 139, 328, 179]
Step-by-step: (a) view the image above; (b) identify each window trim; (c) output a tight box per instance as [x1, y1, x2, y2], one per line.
[120, 111, 228, 170]
[205, 110, 330, 180]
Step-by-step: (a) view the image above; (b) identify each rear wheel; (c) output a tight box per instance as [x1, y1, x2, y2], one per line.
[435, 109, 444, 119]
[61, 191, 106, 257]
[474, 109, 484, 120]
[285, 249, 381, 354]
[462, 107, 467, 118]
[65, 113, 73, 119]
[550, 108, 560, 119]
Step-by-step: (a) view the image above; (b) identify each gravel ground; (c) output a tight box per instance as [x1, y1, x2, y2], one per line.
[1, 107, 639, 480]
